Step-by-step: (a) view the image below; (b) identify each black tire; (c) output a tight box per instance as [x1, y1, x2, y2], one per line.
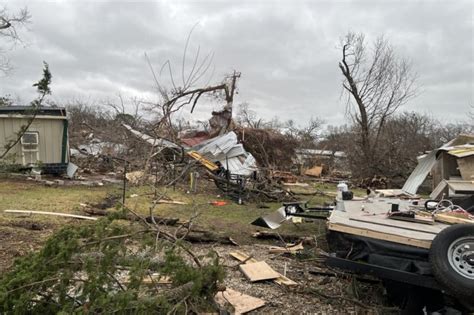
[429, 223, 474, 300]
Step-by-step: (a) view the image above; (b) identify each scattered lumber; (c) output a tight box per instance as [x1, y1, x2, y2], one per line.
[305, 166, 323, 177]
[230, 251, 257, 263]
[215, 288, 265, 314]
[82, 208, 179, 225]
[434, 213, 474, 225]
[239, 261, 280, 282]
[269, 242, 304, 254]
[122, 274, 172, 285]
[229, 250, 297, 286]
[282, 182, 309, 187]
[4, 210, 98, 221]
[156, 199, 187, 205]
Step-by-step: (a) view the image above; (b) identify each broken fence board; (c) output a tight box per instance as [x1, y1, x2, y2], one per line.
[229, 251, 297, 286]
[157, 199, 187, 205]
[230, 251, 258, 263]
[4, 210, 97, 221]
[268, 242, 304, 254]
[215, 288, 265, 314]
[239, 261, 280, 282]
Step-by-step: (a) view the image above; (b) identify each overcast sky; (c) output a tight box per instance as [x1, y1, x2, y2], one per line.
[1, 0, 472, 127]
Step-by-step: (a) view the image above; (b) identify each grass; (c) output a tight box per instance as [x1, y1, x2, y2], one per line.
[0, 179, 112, 225]
[0, 178, 339, 244]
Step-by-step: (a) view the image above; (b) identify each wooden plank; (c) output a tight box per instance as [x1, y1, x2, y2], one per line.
[230, 251, 258, 263]
[434, 213, 474, 225]
[305, 166, 322, 177]
[215, 288, 265, 314]
[349, 218, 438, 234]
[327, 222, 432, 249]
[229, 251, 297, 286]
[186, 150, 218, 171]
[4, 210, 97, 221]
[157, 199, 187, 205]
[239, 261, 280, 282]
[336, 200, 446, 234]
[273, 275, 297, 286]
[457, 156, 474, 181]
[330, 210, 443, 239]
[269, 242, 304, 253]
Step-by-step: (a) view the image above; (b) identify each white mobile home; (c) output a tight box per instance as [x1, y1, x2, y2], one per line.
[0, 106, 69, 174]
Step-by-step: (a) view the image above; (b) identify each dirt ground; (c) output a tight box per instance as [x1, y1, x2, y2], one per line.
[195, 243, 393, 314]
[0, 177, 395, 314]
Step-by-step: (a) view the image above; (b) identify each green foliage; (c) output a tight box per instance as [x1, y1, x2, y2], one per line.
[0, 62, 53, 161]
[32, 61, 52, 100]
[0, 217, 224, 314]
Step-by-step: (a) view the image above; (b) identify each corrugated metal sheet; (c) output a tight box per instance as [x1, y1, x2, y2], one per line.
[402, 150, 437, 194]
[295, 149, 346, 158]
[197, 132, 257, 176]
[123, 124, 181, 149]
[402, 134, 474, 195]
[196, 132, 238, 158]
[217, 155, 258, 176]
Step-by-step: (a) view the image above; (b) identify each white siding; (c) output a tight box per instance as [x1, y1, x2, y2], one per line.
[0, 117, 65, 164]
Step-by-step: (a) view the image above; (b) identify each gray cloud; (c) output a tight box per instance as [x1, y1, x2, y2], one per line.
[1, 0, 472, 126]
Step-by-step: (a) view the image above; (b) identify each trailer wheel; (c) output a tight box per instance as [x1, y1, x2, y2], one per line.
[430, 224, 474, 300]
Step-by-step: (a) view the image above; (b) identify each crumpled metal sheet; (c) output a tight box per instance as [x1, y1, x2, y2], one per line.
[196, 131, 258, 176]
[123, 124, 182, 149]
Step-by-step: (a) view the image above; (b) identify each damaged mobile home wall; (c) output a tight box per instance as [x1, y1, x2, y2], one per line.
[402, 134, 474, 196]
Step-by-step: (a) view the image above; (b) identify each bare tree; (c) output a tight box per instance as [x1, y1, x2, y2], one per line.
[0, 6, 30, 75]
[143, 25, 241, 140]
[339, 32, 417, 176]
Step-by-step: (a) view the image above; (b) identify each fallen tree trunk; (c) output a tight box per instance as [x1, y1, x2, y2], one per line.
[252, 231, 315, 245]
[177, 230, 238, 245]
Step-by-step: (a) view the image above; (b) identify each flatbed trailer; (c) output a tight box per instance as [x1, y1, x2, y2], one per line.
[326, 198, 474, 313]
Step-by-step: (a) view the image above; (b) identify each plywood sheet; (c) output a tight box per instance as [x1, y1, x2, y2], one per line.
[339, 199, 447, 234]
[239, 261, 280, 282]
[434, 213, 474, 225]
[230, 251, 297, 286]
[327, 198, 453, 248]
[457, 156, 474, 180]
[305, 166, 323, 177]
[215, 288, 265, 314]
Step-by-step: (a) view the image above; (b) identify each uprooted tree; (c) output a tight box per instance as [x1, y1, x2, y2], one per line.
[339, 32, 417, 178]
[0, 209, 225, 313]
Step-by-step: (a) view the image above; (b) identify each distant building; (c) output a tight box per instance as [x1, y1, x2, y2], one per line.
[0, 106, 69, 174]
